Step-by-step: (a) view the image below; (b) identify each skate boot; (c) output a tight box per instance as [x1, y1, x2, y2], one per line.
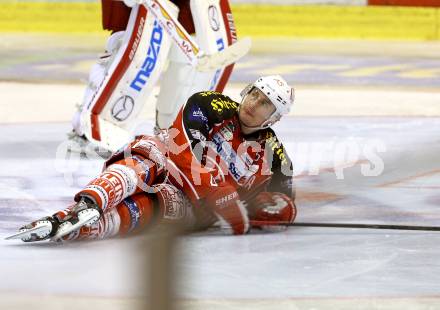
[52, 196, 103, 241]
[6, 197, 103, 242]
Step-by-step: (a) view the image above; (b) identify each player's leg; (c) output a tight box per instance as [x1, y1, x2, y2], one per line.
[59, 182, 193, 241]
[8, 153, 156, 243]
[76, 135, 168, 212]
[55, 193, 155, 241]
[155, 0, 237, 128]
[8, 136, 170, 242]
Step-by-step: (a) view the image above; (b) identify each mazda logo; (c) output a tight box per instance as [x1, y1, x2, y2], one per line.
[111, 95, 135, 122]
[208, 5, 220, 31]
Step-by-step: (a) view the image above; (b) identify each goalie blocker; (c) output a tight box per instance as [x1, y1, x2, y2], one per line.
[72, 0, 239, 153]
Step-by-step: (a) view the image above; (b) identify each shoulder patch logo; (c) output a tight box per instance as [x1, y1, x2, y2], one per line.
[189, 107, 208, 125]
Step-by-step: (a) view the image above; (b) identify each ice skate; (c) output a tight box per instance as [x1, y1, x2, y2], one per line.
[6, 197, 103, 242]
[51, 197, 103, 241]
[5, 216, 59, 242]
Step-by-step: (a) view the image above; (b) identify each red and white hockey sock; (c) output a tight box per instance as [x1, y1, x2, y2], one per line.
[75, 155, 161, 211]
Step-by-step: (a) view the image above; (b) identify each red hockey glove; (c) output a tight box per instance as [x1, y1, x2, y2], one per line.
[208, 183, 249, 235]
[249, 192, 297, 231]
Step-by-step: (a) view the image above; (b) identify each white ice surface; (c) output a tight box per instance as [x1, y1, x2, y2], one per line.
[1, 115, 440, 309]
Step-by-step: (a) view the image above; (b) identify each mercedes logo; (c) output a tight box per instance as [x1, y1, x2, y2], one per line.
[208, 5, 220, 32]
[111, 95, 135, 122]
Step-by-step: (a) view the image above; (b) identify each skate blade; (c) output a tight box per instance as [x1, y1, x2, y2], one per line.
[5, 223, 52, 241]
[51, 209, 100, 241]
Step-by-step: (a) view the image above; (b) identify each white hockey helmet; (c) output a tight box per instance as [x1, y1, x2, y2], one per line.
[240, 75, 295, 128]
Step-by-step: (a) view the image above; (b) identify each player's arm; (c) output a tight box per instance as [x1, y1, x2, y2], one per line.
[264, 128, 295, 200]
[248, 129, 296, 230]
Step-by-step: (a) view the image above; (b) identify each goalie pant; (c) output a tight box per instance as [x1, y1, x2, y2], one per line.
[73, 0, 237, 152]
[68, 91, 295, 238]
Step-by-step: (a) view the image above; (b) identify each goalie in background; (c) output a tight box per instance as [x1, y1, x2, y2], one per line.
[8, 75, 296, 242]
[69, 0, 240, 156]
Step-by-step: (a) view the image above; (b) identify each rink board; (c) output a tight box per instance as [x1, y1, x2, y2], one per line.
[1, 2, 440, 40]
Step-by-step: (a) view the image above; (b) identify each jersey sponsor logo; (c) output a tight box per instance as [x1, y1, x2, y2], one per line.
[130, 21, 163, 92]
[212, 132, 257, 184]
[111, 95, 135, 121]
[219, 126, 233, 141]
[215, 191, 238, 206]
[189, 129, 207, 142]
[210, 98, 238, 114]
[229, 162, 241, 180]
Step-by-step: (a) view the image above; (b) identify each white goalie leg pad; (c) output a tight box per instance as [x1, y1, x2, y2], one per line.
[78, 2, 178, 152]
[72, 31, 126, 137]
[155, 0, 237, 128]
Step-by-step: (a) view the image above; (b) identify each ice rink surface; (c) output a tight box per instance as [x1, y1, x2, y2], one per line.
[1, 37, 440, 310]
[1, 117, 439, 309]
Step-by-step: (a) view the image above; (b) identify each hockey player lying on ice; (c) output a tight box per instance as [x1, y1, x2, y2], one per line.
[9, 75, 297, 242]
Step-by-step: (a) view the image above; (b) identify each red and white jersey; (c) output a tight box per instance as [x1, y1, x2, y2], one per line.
[167, 91, 294, 205]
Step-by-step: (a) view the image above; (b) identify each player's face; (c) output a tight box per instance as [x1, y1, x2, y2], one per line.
[239, 87, 276, 128]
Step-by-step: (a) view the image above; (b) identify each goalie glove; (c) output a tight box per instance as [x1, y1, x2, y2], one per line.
[248, 192, 297, 232]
